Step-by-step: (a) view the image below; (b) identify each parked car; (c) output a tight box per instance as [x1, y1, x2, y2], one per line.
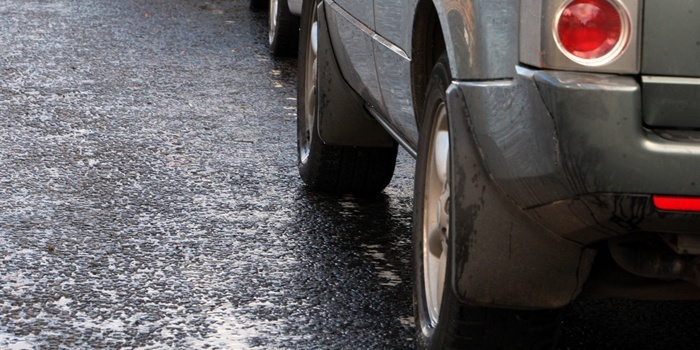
[295, 0, 700, 348]
[249, 0, 302, 56]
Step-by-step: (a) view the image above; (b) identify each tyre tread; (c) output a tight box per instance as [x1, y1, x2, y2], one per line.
[270, 0, 300, 57]
[301, 139, 397, 194]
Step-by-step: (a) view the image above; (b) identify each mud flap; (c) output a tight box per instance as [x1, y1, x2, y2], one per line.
[314, 2, 395, 148]
[446, 84, 596, 309]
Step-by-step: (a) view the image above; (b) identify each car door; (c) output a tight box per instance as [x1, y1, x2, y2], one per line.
[373, 0, 420, 148]
[325, 0, 385, 112]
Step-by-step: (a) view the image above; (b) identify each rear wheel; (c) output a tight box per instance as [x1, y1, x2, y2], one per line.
[296, 0, 397, 194]
[413, 54, 562, 349]
[269, 0, 300, 56]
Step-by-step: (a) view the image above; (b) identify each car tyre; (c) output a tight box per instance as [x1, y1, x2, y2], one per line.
[296, 0, 397, 194]
[413, 53, 563, 350]
[269, 0, 300, 56]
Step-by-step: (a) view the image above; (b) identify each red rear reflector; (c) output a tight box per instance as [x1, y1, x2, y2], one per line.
[652, 195, 700, 212]
[555, 0, 628, 62]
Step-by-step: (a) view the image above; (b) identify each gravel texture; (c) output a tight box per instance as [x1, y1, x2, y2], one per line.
[0, 0, 415, 348]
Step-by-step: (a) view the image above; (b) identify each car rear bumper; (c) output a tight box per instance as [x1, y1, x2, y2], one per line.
[445, 67, 700, 308]
[457, 66, 700, 210]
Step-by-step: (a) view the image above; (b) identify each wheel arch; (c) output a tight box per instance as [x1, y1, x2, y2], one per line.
[410, 0, 445, 128]
[411, 0, 520, 93]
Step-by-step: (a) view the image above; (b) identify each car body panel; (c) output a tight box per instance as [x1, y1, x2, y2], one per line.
[462, 67, 700, 210]
[371, 0, 419, 146]
[640, 0, 700, 129]
[332, 0, 374, 29]
[374, 0, 416, 57]
[457, 69, 565, 209]
[325, 0, 386, 115]
[534, 70, 700, 198]
[642, 76, 700, 128]
[439, 0, 519, 80]
[642, 0, 700, 77]
[373, 40, 419, 148]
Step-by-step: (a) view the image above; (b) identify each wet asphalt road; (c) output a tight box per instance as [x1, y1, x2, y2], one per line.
[1, 0, 699, 349]
[0, 0, 415, 348]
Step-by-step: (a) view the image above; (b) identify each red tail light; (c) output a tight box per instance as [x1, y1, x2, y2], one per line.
[555, 0, 630, 65]
[653, 195, 700, 212]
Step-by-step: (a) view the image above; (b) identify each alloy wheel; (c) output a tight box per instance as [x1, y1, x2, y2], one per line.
[422, 102, 450, 327]
[268, 0, 278, 46]
[298, 6, 317, 165]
